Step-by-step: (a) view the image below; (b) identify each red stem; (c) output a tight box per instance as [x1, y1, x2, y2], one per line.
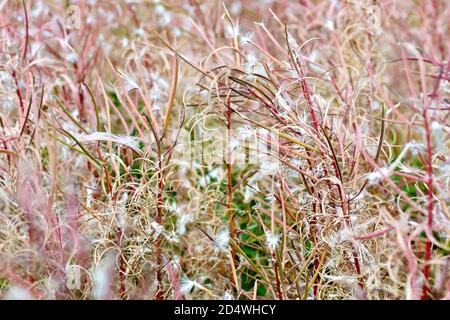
[226, 91, 237, 287]
[421, 108, 434, 300]
[155, 148, 164, 300]
[273, 252, 283, 300]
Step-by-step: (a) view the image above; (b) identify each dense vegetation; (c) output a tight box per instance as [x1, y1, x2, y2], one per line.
[0, 0, 449, 300]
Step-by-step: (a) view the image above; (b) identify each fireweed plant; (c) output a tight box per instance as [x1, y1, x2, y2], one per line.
[0, 0, 449, 300]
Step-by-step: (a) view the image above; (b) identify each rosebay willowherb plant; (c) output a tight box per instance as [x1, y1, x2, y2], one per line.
[0, 0, 448, 300]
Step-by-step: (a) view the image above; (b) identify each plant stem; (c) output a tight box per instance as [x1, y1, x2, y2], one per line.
[226, 91, 237, 287]
[421, 107, 434, 300]
[155, 144, 164, 300]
